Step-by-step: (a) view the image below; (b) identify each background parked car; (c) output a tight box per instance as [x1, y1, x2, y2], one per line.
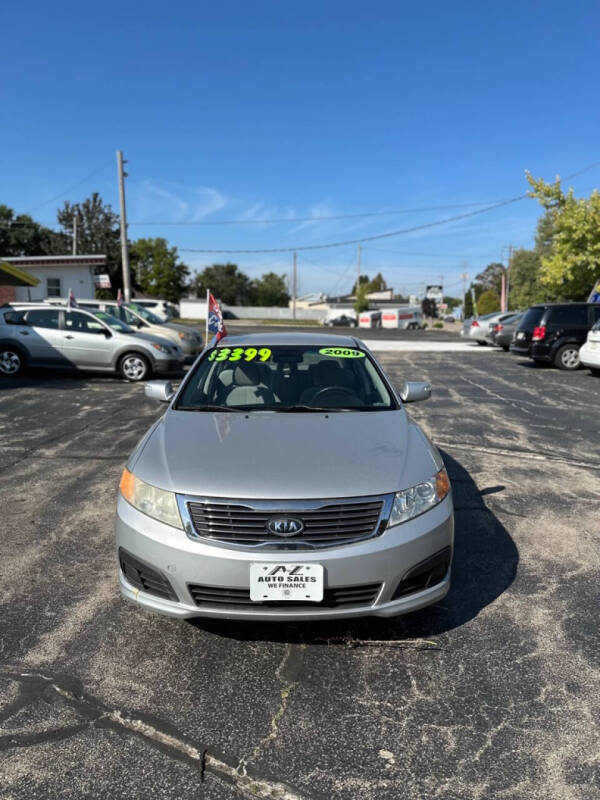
[443, 315, 456, 323]
[579, 317, 600, 376]
[510, 302, 600, 369]
[0, 304, 184, 380]
[490, 312, 523, 350]
[460, 317, 473, 336]
[47, 298, 203, 360]
[323, 313, 357, 327]
[131, 299, 179, 321]
[468, 311, 508, 344]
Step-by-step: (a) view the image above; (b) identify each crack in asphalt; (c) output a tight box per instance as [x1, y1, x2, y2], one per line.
[0, 667, 308, 800]
[237, 641, 307, 783]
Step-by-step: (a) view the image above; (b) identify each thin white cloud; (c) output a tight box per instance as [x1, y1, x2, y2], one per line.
[131, 180, 227, 222]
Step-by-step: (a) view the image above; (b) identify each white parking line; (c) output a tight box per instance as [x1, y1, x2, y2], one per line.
[366, 340, 502, 352]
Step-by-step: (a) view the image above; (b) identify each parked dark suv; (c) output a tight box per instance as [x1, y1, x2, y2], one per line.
[510, 303, 600, 369]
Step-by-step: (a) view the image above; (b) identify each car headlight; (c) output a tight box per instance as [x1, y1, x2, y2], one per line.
[119, 468, 182, 529]
[387, 467, 450, 528]
[151, 343, 171, 354]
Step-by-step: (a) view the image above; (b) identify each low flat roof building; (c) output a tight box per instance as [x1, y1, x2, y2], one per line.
[0, 255, 107, 302]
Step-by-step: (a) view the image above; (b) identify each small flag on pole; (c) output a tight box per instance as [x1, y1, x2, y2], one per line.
[207, 292, 227, 345]
[117, 288, 124, 306]
[588, 279, 600, 303]
[67, 289, 78, 311]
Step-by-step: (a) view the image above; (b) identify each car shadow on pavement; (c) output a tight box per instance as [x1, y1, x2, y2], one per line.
[191, 450, 519, 645]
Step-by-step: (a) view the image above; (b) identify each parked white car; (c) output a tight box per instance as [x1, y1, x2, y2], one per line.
[468, 312, 509, 344]
[579, 318, 600, 376]
[131, 299, 179, 321]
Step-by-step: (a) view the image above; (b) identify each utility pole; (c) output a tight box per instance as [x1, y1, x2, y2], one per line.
[506, 244, 513, 310]
[117, 150, 132, 302]
[356, 244, 362, 292]
[461, 270, 469, 315]
[292, 251, 297, 320]
[72, 214, 77, 256]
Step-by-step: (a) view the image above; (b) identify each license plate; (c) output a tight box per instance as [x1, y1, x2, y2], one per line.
[517, 331, 525, 340]
[250, 563, 324, 602]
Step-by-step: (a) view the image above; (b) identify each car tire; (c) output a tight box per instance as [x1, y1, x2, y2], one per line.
[349, 321, 356, 328]
[590, 368, 600, 377]
[0, 346, 25, 376]
[502, 345, 509, 351]
[476, 340, 487, 346]
[119, 353, 150, 382]
[554, 344, 581, 370]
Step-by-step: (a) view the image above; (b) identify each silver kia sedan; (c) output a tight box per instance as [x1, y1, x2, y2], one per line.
[116, 333, 454, 620]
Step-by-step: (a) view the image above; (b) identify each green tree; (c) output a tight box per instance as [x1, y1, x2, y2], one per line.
[526, 172, 600, 299]
[252, 272, 289, 306]
[351, 274, 370, 294]
[443, 295, 461, 307]
[129, 238, 190, 302]
[353, 284, 369, 314]
[0, 205, 68, 256]
[477, 289, 501, 315]
[192, 263, 253, 305]
[367, 272, 387, 293]
[475, 262, 505, 295]
[508, 248, 546, 309]
[57, 193, 121, 291]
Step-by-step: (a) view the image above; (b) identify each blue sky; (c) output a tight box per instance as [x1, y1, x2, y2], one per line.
[2, 0, 599, 297]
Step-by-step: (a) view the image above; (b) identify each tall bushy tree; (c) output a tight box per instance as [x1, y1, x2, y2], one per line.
[475, 262, 505, 296]
[57, 193, 121, 287]
[192, 263, 253, 305]
[526, 172, 600, 299]
[129, 237, 190, 302]
[477, 289, 501, 315]
[508, 248, 546, 309]
[252, 272, 289, 306]
[0, 205, 68, 256]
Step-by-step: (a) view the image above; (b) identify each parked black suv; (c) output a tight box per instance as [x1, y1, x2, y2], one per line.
[510, 303, 600, 369]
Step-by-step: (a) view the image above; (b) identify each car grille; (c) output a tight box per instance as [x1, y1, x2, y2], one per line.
[188, 582, 382, 609]
[186, 498, 385, 547]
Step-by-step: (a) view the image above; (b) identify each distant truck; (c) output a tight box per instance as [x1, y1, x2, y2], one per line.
[381, 307, 424, 330]
[358, 310, 382, 329]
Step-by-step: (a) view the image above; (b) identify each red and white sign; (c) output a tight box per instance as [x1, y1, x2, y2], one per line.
[93, 273, 112, 289]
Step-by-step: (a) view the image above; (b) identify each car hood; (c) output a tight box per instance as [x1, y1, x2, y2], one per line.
[132, 409, 441, 499]
[163, 322, 201, 337]
[132, 331, 182, 350]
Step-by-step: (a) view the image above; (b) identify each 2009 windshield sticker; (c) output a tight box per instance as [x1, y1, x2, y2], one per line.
[319, 347, 365, 359]
[208, 347, 272, 362]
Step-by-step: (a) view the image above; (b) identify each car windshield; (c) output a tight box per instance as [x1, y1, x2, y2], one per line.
[93, 310, 134, 333]
[128, 304, 163, 324]
[176, 344, 395, 412]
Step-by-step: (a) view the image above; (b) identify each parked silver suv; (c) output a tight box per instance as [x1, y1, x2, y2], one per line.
[0, 303, 184, 381]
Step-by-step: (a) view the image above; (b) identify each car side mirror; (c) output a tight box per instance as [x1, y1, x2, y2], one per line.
[399, 381, 431, 403]
[144, 380, 174, 403]
[103, 328, 112, 338]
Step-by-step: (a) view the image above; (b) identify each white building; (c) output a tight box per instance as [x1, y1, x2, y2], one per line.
[1, 255, 107, 302]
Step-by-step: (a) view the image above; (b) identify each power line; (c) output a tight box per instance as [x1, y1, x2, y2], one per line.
[128, 200, 503, 226]
[179, 195, 528, 254]
[25, 161, 113, 214]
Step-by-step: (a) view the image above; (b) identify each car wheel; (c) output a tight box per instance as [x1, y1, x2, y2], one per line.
[554, 344, 580, 370]
[590, 368, 600, 377]
[119, 353, 150, 381]
[0, 346, 25, 376]
[476, 340, 487, 346]
[502, 345, 509, 351]
[349, 321, 356, 328]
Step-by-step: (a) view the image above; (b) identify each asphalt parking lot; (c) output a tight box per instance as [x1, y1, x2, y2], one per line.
[1, 342, 599, 799]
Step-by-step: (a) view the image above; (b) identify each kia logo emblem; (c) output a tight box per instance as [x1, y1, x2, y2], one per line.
[267, 516, 305, 537]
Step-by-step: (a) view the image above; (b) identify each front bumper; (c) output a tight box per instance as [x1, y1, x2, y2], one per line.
[115, 494, 454, 620]
[580, 342, 600, 368]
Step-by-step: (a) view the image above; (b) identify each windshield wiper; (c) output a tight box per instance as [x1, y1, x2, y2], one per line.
[266, 405, 352, 413]
[177, 405, 246, 412]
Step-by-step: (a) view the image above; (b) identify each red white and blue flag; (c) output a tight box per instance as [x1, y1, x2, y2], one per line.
[117, 288, 124, 306]
[207, 292, 227, 345]
[67, 288, 78, 311]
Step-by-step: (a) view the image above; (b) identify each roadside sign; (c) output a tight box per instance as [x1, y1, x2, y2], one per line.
[94, 273, 112, 289]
